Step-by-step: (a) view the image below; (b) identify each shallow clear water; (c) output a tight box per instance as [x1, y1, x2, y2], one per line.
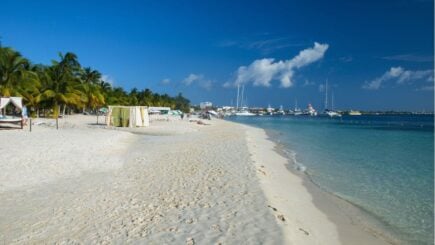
[227, 115, 434, 245]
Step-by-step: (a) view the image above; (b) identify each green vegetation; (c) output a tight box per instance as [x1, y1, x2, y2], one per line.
[0, 46, 190, 118]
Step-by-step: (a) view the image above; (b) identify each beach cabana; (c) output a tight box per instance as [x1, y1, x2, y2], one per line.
[0, 97, 24, 129]
[106, 106, 149, 127]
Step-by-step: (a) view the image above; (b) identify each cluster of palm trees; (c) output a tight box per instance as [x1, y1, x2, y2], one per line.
[0, 46, 190, 118]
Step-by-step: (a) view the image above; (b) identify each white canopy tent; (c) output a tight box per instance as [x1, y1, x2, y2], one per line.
[0, 97, 24, 129]
[0, 97, 23, 110]
[106, 106, 150, 128]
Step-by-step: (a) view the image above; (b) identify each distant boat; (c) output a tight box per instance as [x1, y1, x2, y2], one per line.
[235, 109, 256, 116]
[325, 109, 342, 117]
[267, 104, 274, 115]
[293, 109, 303, 116]
[322, 80, 341, 117]
[293, 99, 302, 116]
[277, 105, 285, 115]
[304, 104, 317, 116]
[349, 110, 362, 116]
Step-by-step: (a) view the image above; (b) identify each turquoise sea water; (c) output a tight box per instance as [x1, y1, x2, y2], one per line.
[227, 115, 434, 245]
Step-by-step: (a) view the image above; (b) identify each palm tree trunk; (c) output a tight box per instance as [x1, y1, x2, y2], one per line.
[53, 102, 60, 118]
[62, 104, 66, 117]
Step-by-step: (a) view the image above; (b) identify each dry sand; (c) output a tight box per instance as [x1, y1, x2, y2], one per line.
[0, 115, 390, 244]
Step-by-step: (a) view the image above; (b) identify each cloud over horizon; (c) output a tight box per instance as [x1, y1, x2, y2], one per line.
[160, 78, 171, 85]
[182, 73, 213, 90]
[363, 67, 434, 90]
[230, 42, 329, 88]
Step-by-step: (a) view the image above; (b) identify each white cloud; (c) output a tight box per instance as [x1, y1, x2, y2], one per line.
[303, 79, 315, 87]
[182, 73, 213, 90]
[339, 56, 353, 63]
[101, 74, 115, 85]
[416, 85, 434, 91]
[160, 78, 171, 85]
[222, 81, 233, 88]
[199, 80, 213, 90]
[233, 42, 329, 88]
[363, 67, 434, 90]
[182, 73, 204, 85]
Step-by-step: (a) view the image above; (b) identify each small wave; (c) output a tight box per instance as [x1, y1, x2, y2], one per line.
[281, 148, 307, 172]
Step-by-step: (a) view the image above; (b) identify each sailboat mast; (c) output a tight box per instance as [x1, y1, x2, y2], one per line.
[331, 90, 334, 110]
[236, 84, 240, 110]
[324, 79, 328, 110]
[241, 85, 245, 108]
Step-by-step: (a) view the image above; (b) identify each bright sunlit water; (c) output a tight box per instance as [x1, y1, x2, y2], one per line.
[228, 114, 434, 245]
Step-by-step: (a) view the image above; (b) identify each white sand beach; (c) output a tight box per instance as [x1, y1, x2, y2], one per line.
[0, 115, 389, 244]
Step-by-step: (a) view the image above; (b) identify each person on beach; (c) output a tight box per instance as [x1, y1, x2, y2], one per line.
[22, 105, 28, 126]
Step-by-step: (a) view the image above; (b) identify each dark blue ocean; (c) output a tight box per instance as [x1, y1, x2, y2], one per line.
[227, 114, 434, 245]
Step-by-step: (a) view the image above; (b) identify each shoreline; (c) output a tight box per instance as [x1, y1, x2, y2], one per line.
[238, 121, 393, 245]
[274, 142, 399, 245]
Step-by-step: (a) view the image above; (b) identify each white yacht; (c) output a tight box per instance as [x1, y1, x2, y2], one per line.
[266, 104, 274, 115]
[293, 99, 302, 116]
[277, 105, 285, 115]
[349, 110, 362, 116]
[325, 109, 342, 117]
[304, 104, 317, 116]
[235, 109, 256, 116]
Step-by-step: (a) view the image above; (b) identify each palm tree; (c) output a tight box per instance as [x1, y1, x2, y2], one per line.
[81, 67, 101, 84]
[80, 67, 104, 112]
[0, 47, 30, 96]
[1, 45, 192, 117]
[17, 65, 44, 117]
[106, 87, 129, 105]
[81, 82, 105, 112]
[42, 52, 83, 118]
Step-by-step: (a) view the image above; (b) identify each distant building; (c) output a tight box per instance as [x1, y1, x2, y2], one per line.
[200, 102, 213, 109]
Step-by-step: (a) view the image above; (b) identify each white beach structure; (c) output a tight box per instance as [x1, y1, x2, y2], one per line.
[106, 106, 149, 127]
[148, 106, 171, 114]
[0, 97, 24, 129]
[0, 97, 23, 111]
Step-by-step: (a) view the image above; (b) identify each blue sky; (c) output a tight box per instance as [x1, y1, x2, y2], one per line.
[1, 0, 433, 111]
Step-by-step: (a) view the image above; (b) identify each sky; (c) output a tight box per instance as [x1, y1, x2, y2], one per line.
[0, 0, 433, 111]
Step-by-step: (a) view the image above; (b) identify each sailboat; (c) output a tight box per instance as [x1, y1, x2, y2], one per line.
[266, 104, 274, 115]
[293, 99, 302, 116]
[323, 80, 341, 117]
[277, 105, 285, 115]
[235, 85, 255, 116]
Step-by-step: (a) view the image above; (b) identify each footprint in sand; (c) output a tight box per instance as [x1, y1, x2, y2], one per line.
[186, 237, 195, 245]
[299, 227, 310, 235]
[267, 205, 278, 212]
[277, 214, 286, 222]
[257, 169, 267, 176]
